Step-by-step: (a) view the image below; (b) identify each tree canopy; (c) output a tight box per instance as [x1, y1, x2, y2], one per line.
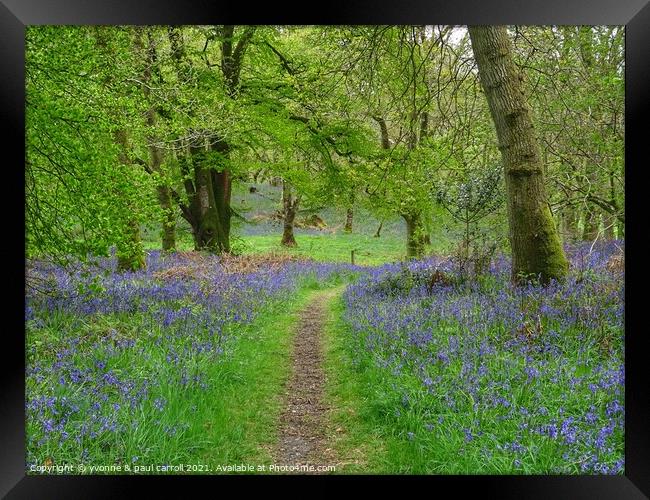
[26, 25, 624, 274]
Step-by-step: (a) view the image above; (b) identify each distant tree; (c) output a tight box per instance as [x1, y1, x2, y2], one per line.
[344, 191, 355, 233]
[280, 180, 300, 247]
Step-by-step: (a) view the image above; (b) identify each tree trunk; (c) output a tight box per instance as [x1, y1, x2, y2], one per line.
[582, 207, 599, 241]
[344, 207, 353, 233]
[403, 212, 426, 259]
[209, 138, 232, 253]
[281, 180, 299, 247]
[344, 191, 354, 233]
[95, 29, 145, 271]
[616, 219, 624, 240]
[180, 148, 229, 254]
[167, 26, 254, 255]
[374, 221, 383, 238]
[281, 212, 297, 247]
[141, 28, 176, 251]
[113, 128, 146, 272]
[185, 135, 231, 253]
[469, 25, 568, 284]
[157, 186, 176, 251]
[117, 218, 146, 272]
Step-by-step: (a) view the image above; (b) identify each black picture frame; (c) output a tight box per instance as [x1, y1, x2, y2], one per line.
[2, 1, 647, 497]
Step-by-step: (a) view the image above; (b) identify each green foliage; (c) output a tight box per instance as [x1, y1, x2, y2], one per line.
[26, 25, 623, 262]
[26, 26, 160, 263]
[511, 26, 625, 240]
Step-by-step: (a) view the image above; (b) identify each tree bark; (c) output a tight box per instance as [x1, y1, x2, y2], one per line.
[344, 191, 354, 233]
[403, 212, 426, 259]
[184, 135, 231, 253]
[281, 180, 299, 247]
[468, 25, 568, 284]
[113, 129, 145, 272]
[157, 186, 176, 251]
[140, 28, 176, 251]
[344, 207, 354, 233]
[117, 218, 145, 272]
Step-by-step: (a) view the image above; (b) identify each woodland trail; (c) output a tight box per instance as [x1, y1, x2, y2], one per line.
[273, 288, 341, 474]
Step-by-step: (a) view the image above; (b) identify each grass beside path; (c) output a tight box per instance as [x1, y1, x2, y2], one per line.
[322, 293, 387, 473]
[185, 289, 312, 470]
[195, 280, 355, 472]
[187, 284, 355, 471]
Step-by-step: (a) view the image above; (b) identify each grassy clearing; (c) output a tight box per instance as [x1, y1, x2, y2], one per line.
[141, 225, 411, 266]
[237, 233, 407, 266]
[140, 190, 458, 266]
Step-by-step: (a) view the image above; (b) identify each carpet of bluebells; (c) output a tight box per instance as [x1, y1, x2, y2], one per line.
[25, 251, 357, 471]
[341, 241, 624, 474]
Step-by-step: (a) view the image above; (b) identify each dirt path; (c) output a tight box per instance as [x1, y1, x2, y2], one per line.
[273, 288, 340, 474]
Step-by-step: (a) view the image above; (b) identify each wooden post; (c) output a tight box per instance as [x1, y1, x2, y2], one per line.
[351, 249, 356, 265]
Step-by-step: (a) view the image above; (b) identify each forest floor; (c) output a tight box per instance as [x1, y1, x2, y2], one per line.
[273, 288, 342, 474]
[24, 242, 625, 475]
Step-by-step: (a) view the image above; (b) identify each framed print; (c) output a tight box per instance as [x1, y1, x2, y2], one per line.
[3, 0, 648, 497]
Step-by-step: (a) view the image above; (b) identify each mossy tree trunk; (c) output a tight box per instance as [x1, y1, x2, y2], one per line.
[167, 26, 253, 255]
[113, 129, 145, 272]
[183, 135, 231, 253]
[469, 25, 568, 284]
[281, 180, 300, 247]
[616, 220, 624, 240]
[374, 115, 427, 257]
[344, 208, 353, 233]
[403, 212, 427, 259]
[344, 192, 354, 233]
[139, 28, 176, 251]
[117, 218, 146, 272]
[95, 29, 145, 272]
[157, 186, 176, 251]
